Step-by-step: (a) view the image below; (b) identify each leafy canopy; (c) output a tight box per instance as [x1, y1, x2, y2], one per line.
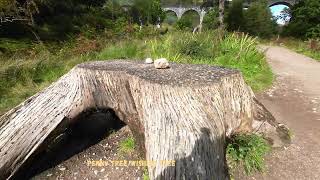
[243, 0, 277, 38]
[284, 0, 320, 39]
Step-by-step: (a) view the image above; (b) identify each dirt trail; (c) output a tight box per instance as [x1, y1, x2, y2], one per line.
[246, 46, 320, 180]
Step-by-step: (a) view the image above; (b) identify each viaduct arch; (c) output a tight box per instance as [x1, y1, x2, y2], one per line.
[163, 0, 300, 30]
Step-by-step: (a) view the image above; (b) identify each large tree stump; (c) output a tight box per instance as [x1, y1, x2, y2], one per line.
[0, 60, 288, 179]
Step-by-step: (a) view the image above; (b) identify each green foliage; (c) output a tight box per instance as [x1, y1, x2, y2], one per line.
[97, 41, 140, 59]
[274, 38, 320, 61]
[0, 31, 273, 115]
[144, 31, 272, 91]
[179, 39, 203, 57]
[244, 1, 277, 38]
[224, 0, 277, 38]
[119, 137, 136, 155]
[175, 10, 200, 31]
[202, 8, 219, 30]
[0, 38, 32, 54]
[175, 18, 193, 31]
[227, 134, 271, 175]
[0, 0, 131, 40]
[226, 0, 245, 31]
[283, 0, 320, 39]
[131, 0, 165, 25]
[306, 24, 320, 40]
[178, 35, 213, 58]
[0, 0, 38, 18]
[35, 0, 128, 40]
[143, 168, 150, 180]
[164, 12, 178, 25]
[214, 33, 273, 91]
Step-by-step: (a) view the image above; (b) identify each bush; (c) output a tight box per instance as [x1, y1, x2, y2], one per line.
[131, 0, 165, 25]
[164, 12, 178, 25]
[226, 0, 245, 32]
[306, 24, 320, 39]
[180, 39, 203, 57]
[175, 18, 193, 31]
[202, 8, 219, 30]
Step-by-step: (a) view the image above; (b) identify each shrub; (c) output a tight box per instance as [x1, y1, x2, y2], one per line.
[227, 134, 271, 175]
[202, 8, 219, 30]
[179, 39, 203, 57]
[175, 18, 193, 31]
[164, 12, 178, 25]
[226, 0, 245, 32]
[72, 35, 102, 55]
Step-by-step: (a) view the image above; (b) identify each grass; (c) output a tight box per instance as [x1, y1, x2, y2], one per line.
[143, 32, 273, 91]
[118, 136, 136, 155]
[226, 134, 271, 175]
[143, 168, 150, 180]
[283, 38, 320, 61]
[0, 30, 273, 115]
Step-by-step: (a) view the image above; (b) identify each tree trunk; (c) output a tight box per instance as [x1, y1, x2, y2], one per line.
[219, 0, 225, 29]
[0, 60, 289, 179]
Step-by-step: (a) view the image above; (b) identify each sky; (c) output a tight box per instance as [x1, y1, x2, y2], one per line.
[270, 5, 290, 25]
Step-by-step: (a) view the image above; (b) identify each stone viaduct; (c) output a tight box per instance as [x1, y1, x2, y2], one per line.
[163, 0, 300, 29]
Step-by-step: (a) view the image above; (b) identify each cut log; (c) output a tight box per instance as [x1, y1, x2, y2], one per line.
[0, 60, 288, 179]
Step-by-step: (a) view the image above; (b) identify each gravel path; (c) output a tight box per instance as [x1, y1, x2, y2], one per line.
[244, 46, 320, 180]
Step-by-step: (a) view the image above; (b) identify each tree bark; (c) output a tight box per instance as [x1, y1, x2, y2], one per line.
[219, 0, 225, 29]
[0, 60, 288, 179]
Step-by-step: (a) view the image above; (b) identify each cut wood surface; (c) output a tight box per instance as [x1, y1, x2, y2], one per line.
[0, 60, 289, 179]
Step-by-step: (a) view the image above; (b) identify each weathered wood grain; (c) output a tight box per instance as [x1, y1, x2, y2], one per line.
[0, 60, 286, 180]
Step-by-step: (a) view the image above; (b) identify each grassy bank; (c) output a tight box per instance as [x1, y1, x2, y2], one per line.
[262, 37, 320, 61]
[283, 39, 320, 61]
[0, 30, 273, 115]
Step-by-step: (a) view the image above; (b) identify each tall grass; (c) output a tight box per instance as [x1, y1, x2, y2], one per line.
[141, 32, 273, 91]
[0, 30, 273, 115]
[285, 39, 320, 61]
[262, 37, 320, 61]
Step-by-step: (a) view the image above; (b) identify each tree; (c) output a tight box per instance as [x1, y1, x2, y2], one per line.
[226, 0, 245, 31]
[276, 7, 291, 25]
[218, 0, 225, 29]
[0, 0, 40, 40]
[0, 0, 114, 40]
[0, 0, 39, 24]
[131, 0, 165, 25]
[0, 60, 289, 179]
[283, 0, 320, 39]
[202, 7, 219, 30]
[244, 0, 277, 38]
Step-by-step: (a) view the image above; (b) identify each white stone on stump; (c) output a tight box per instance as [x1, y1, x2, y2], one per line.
[154, 58, 170, 69]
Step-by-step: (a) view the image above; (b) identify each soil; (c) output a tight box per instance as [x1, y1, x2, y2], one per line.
[29, 126, 145, 180]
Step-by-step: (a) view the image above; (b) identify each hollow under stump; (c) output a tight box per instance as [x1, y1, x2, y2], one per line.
[0, 60, 290, 179]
